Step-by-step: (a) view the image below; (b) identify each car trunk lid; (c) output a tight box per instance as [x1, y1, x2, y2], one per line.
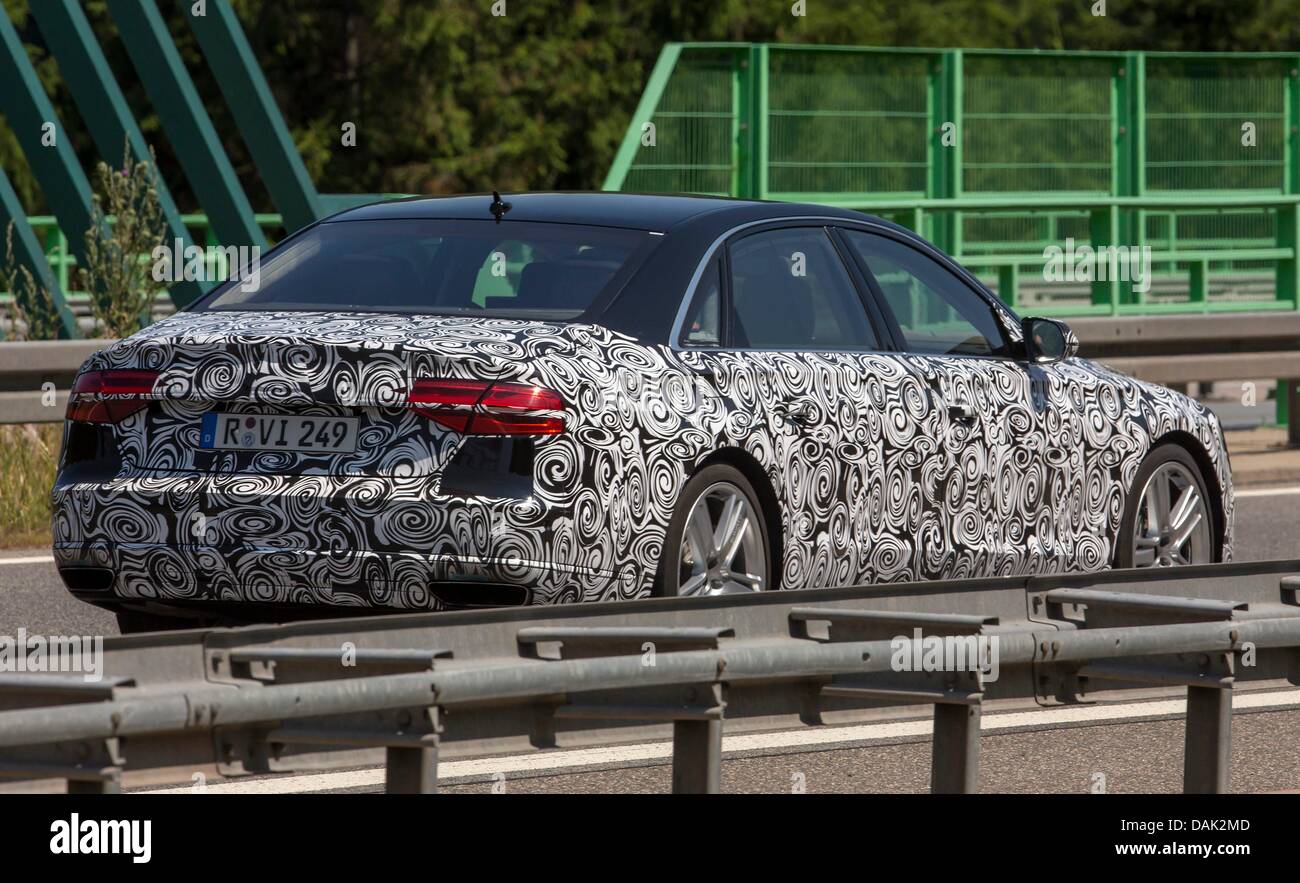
[87, 310, 577, 478]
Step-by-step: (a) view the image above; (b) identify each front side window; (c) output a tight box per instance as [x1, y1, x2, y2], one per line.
[726, 228, 878, 350]
[841, 229, 1011, 357]
[196, 219, 652, 319]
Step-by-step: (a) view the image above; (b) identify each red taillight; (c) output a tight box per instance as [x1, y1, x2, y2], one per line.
[66, 369, 160, 424]
[408, 379, 565, 435]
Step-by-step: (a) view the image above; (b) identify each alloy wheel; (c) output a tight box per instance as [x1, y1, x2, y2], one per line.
[1131, 461, 1211, 567]
[677, 482, 767, 596]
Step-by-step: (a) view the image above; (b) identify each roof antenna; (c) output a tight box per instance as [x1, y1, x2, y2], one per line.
[490, 190, 512, 223]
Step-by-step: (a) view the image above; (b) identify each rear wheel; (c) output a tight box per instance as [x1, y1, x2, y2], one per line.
[1117, 444, 1214, 568]
[655, 464, 771, 597]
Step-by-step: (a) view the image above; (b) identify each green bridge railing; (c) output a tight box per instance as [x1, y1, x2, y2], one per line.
[0, 194, 395, 331]
[603, 43, 1300, 316]
[0, 0, 326, 340]
[16, 213, 286, 298]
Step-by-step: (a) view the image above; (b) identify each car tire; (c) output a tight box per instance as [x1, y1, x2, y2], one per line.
[654, 464, 773, 597]
[1116, 443, 1216, 568]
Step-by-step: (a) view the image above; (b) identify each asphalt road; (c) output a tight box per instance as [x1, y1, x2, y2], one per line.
[433, 704, 1300, 795]
[3, 487, 1296, 637]
[111, 690, 1296, 795]
[3, 488, 1298, 797]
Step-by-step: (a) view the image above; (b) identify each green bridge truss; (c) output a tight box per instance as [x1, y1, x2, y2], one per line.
[0, 0, 330, 340]
[603, 43, 1300, 319]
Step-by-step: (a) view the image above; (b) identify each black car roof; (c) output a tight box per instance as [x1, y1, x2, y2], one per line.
[320, 190, 931, 345]
[326, 191, 874, 232]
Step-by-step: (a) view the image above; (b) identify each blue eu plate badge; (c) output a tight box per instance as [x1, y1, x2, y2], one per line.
[200, 412, 218, 449]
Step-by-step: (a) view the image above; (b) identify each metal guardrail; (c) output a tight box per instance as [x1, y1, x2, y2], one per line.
[3, 309, 1299, 430]
[1, 560, 1298, 794]
[0, 339, 112, 423]
[1068, 311, 1300, 440]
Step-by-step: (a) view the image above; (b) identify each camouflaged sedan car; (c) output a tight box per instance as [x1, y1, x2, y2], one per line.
[52, 193, 1233, 631]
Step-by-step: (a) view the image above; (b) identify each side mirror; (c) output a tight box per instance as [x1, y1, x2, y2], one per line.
[1021, 317, 1078, 364]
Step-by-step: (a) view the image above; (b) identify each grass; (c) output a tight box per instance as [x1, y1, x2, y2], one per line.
[0, 424, 60, 549]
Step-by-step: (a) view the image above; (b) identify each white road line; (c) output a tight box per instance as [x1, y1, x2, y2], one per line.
[1236, 484, 1300, 498]
[149, 688, 1300, 795]
[0, 555, 54, 566]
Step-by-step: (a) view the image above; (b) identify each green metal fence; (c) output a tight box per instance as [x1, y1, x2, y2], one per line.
[0, 194, 400, 328]
[12, 213, 286, 297]
[603, 44, 1300, 317]
[0, 0, 326, 340]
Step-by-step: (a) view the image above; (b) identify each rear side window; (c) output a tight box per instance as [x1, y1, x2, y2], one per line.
[680, 257, 722, 346]
[196, 219, 653, 319]
[726, 228, 878, 350]
[841, 229, 1010, 357]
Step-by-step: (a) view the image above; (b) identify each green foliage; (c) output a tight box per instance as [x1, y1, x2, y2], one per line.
[78, 144, 168, 339]
[3, 0, 1300, 212]
[1, 222, 61, 341]
[0, 422, 60, 548]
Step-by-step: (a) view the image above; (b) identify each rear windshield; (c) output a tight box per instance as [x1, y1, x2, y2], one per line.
[194, 218, 654, 319]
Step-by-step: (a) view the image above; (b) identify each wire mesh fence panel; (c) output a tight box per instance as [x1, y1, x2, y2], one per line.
[608, 44, 1300, 316]
[1145, 56, 1289, 193]
[962, 53, 1116, 196]
[621, 47, 740, 196]
[766, 48, 933, 198]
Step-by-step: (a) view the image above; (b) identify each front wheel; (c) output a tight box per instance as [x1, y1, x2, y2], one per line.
[1117, 444, 1215, 568]
[654, 464, 772, 597]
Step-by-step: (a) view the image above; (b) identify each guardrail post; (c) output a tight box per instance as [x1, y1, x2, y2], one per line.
[385, 745, 439, 795]
[931, 703, 981, 794]
[1183, 684, 1232, 794]
[671, 718, 722, 794]
[516, 626, 733, 794]
[67, 771, 122, 795]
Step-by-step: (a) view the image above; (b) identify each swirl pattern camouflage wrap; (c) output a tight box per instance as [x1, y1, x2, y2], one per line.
[52, 304, 1232, 613]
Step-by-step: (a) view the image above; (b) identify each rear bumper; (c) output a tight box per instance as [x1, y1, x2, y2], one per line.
[53, 473, 630, 609]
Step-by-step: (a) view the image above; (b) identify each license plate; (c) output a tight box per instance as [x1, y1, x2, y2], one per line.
[200, 413, 359, 453]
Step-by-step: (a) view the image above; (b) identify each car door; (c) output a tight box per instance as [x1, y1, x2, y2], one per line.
[677, 224, 911, 589]
[837, 226, 1070, 578]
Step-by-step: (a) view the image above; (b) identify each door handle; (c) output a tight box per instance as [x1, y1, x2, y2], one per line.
[948, 403, 976, 424]
[775, 400, 817, 426]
